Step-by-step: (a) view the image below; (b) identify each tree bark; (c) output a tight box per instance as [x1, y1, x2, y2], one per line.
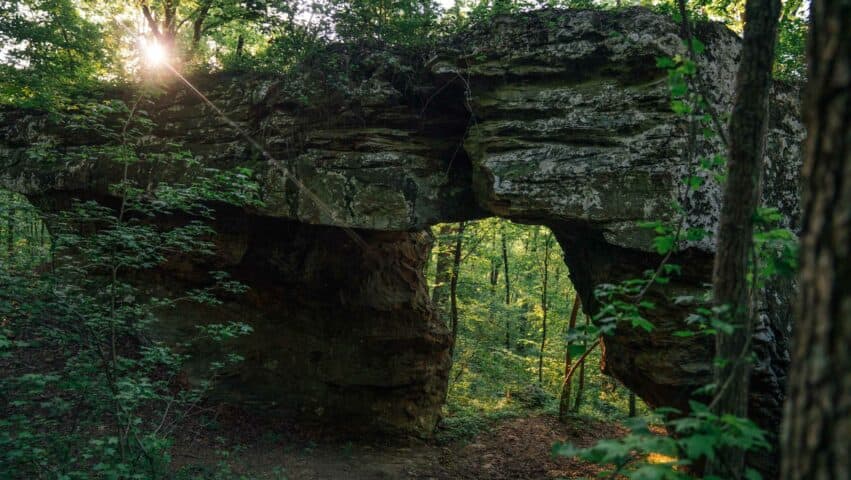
[235, 35, 244, 58]
[432, 224, 456, 320]
[448, 222, 466, 359]
[501, 228, 511, 349]
[780, 2, 850, 478]
[572, 315, 588, 414]
[192, 1, 213, 47]
[538, 233, 552, 384]
[559, 297, 582, 421]
[629, 392, 636, 417]
[706, 0, 781, 477]
[489, 223, 499, 294]
[5, 204, 12, 258]
[141, 3, 176, 48]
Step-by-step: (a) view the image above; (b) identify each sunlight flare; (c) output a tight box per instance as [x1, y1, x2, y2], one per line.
[140, 37, 167, 67]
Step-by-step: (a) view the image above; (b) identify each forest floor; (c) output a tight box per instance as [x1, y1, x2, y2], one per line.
[170, 406, 628, 480]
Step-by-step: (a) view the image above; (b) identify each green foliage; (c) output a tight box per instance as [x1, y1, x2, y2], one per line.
[752, 207, 798, 281]
[774, 0, 807, 81]
[0, 99, 261, 478]
[554, 402, 769, 479]
[331, 0, 441, 46]
[0, 0, 107, 108]
[592, 279, 656, 333]
[432, 219, 644, 443]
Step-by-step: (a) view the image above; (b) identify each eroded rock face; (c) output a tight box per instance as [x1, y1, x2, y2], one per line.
[0, 64, 482, 231]
[44, 200, 450, 436]
[0, 7, 802, 466]
[185, 217, 450, 436]
[442, 11, 801, 473]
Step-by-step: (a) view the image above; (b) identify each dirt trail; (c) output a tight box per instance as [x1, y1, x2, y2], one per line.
[171, 411, 627, 479]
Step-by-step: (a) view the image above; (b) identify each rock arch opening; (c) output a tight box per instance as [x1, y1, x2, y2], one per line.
[428, 218, 647, 426]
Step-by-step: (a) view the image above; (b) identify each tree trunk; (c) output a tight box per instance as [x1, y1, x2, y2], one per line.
[629, 392, 637, 417]
[559, 297, 582, 421]
[573, 313, 589, 413]
[141, 2, 177, 51]
[501, 228, 511, 349]
[706, 0, 781, 477]
[537, 234, 552, 384]
[489, 259, 499, 294]
[234, 37, 243, 59]
[432, 224, 456, 320]
[448, 222, 466, 359]
[780, 2, 850, 478]
[5, 193, 13, 259]
[192, 1, 213, 48]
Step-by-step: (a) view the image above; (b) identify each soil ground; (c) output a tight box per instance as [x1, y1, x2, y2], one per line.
[171, 407, 628, 480]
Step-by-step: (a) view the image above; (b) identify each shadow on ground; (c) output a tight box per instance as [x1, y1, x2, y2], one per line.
[171, 407, 627, 480]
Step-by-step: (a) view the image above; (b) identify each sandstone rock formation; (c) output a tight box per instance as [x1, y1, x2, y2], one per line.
[1, 7, 802, 472]
[152, 214, 450, 435]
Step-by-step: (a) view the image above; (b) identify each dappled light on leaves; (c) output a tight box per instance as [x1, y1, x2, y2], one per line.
[647, 452, 679, 465]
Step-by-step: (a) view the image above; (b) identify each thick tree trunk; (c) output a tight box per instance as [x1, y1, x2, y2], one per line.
[707, 0, 781, 477]
[559, 297, 582, 421]
[448, 222, 466, 359]
[781, 2, 850, 478]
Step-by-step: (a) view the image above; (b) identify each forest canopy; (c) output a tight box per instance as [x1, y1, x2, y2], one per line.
[0, 0, 808, 108]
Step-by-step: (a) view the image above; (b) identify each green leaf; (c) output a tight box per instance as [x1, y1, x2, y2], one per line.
[662, 263, 682, 275]
[682, 434, 716, 461]
[656, 56, 676, 68]
[568, 344, 587, 357]
[632, 317, 654, 332]
[745, 467, 763, 480]
[685, 227, 708, 242]
[669, 78, 688, 97]
[671, 100, 691, 114]
[686, 175, 704, 190]
[653, 235, 675, 254]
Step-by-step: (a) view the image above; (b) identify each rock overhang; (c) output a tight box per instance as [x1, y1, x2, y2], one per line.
[1, 9, 802, 249]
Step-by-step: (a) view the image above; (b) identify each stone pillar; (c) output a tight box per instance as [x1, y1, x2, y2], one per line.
[152, 212, 451, 435]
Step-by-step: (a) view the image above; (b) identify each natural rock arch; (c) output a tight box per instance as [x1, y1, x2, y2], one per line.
[1, 7, 801, 472]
